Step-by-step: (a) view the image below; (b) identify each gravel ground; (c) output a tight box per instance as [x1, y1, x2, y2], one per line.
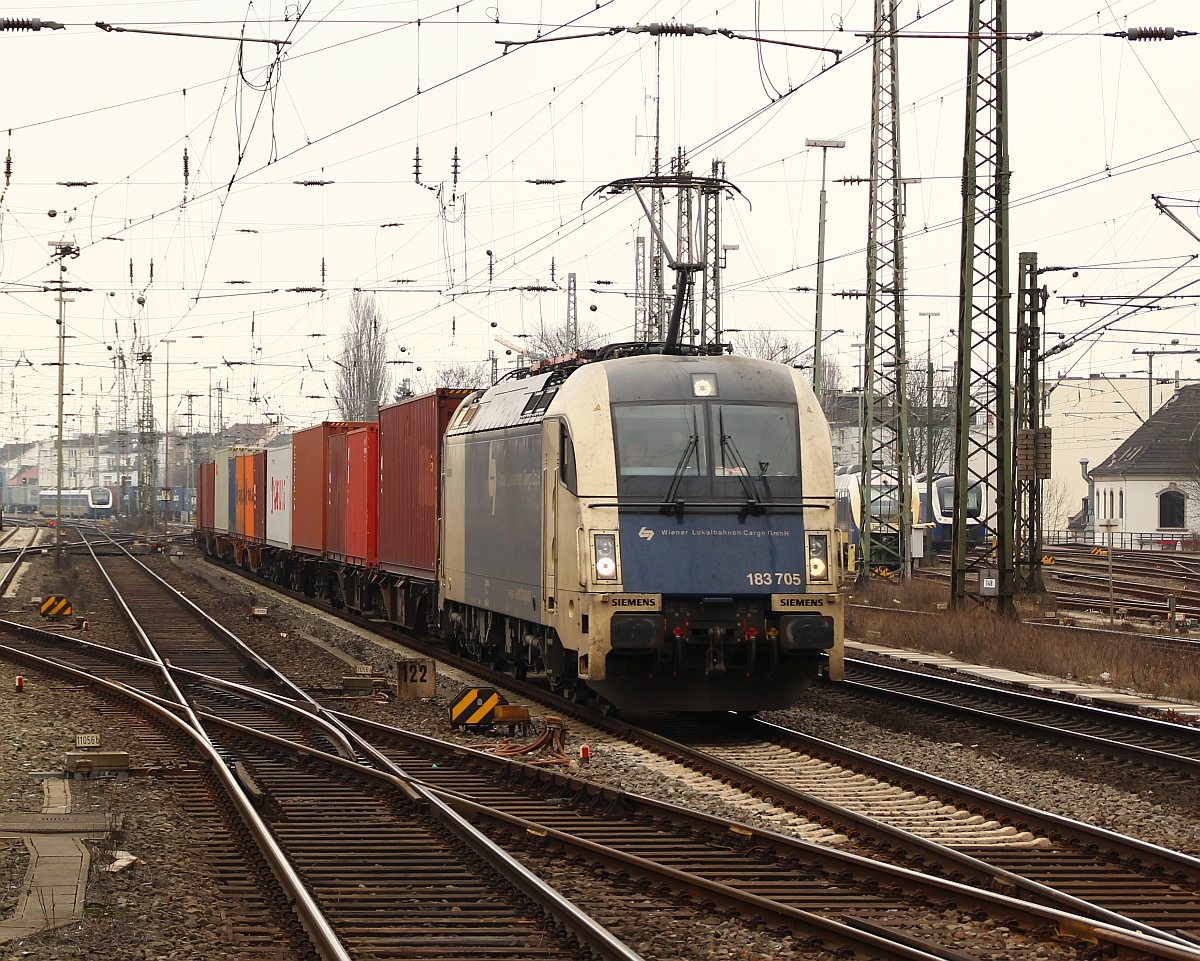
[0, 659, 267, 960]
[7, 544, 1191, 960]
[0, 840, 27, 923]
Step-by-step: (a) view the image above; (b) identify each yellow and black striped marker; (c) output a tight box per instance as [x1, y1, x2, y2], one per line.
[40, 595, 73, 618]
[448, 687, 507, 727]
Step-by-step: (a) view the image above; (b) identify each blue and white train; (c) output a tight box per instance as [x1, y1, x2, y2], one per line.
[835, 468, 982, 567]
[917, 473, 983, 550]
[38, 486, 116, 520]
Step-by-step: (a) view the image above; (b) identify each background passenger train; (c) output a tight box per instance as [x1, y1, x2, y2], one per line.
[916, 474, 984, 550]
[834, 465, 919, 570]
[38, 486, 116, 520]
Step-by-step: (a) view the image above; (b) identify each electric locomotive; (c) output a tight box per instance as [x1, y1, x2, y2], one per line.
[440, 344, 843, 712]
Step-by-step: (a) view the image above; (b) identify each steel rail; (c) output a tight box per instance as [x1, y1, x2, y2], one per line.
[0, 639, 348, 961]
[82, 534, 646, 961]
[841, 657, 1200, 772]
[0, 536, 34, 594]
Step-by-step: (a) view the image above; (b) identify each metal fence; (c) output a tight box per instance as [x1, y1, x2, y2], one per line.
[1044, 529, 1200, 552]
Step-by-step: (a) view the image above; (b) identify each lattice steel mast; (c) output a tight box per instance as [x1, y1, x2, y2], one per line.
[699, 159, 725, 347]
[951, 0, 1014, 612]
[634, 236, 648, 339]
[136, 346, 156, 528]
[1015, 251, 1049, 592]
[114, 348, 130, 516]
[859, 0, 911, 577]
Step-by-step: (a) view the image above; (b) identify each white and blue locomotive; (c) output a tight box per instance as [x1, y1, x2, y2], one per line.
[439, 346, 843, 713]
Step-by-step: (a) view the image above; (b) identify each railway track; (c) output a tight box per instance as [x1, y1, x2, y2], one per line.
[75, 533, 649, 961]
[839, 657, 1200, 771]
[9, 615, 1199, 961]
[923, 545, 1200, 627]
[630, 712, 1200, 948]
[170, 546, 1200, 958]
[333, 709, 1200, 959]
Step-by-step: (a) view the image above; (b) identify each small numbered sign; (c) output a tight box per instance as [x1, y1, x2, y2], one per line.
[395, 658, 436, 699]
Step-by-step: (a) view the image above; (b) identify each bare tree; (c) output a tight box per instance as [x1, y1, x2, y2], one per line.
[416, 362, 492, 393]
[731, 328, 792, 364]
[731, 329, 845, 409]
[906, 352, 955, 478]
[334, 292, 391, 421]
[1042, 476, 1077, 532]
[526, 317, 601, 360]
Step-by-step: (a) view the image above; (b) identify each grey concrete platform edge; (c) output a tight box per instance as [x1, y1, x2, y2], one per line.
[846, 639, 1200, 717]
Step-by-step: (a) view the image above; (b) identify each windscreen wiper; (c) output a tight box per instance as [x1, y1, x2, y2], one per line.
[718, 409, 765, 516]
[662, 409, 702, 516]
[662, 431, 699, 515]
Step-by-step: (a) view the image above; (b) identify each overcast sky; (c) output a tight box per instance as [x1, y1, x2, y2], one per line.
[1, 0, 1197, 445]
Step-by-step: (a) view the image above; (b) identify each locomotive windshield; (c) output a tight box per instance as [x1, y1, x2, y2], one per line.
[615, 404, 707, 476]
[715, 404, 799, 477]
[613, 401, 801, 500]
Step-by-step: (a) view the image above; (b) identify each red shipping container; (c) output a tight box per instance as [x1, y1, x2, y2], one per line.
[378, 389, 469, 577]
[325, 431, 348, 560]
[292, 422, 368, 557]
[205, 462, 215, 531]
[252, 450, 266, 542]
[345, 426, 379, 567]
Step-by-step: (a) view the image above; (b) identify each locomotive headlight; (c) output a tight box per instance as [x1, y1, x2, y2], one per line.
[807, 533, 830, 582]
[593, 533, 618, 581]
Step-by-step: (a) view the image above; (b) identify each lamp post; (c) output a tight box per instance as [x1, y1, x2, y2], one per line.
[162, 338, 176, 533]
[805, 138, 845, 397]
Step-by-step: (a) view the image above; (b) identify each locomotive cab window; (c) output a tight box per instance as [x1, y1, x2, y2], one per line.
[715, 404, 798, 477]
[614, 404, 707, 477]
[613, 400, 802, 500]
[560, 426, 578, 493]
[937, 483, 982, 517]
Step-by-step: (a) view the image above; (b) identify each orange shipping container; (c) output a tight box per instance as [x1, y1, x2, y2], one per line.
[235, 453, 249, 537]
